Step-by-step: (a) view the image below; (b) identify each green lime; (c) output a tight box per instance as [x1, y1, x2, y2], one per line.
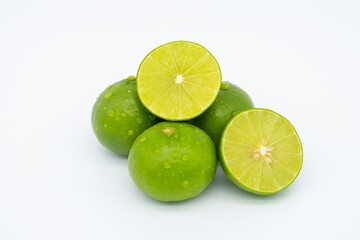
[219, 109, 303, 195]
[128, 122, 217, 202]
[192, 82, 254, 148]
[136, 41, 222, 121]
[91, 76, 160, 155]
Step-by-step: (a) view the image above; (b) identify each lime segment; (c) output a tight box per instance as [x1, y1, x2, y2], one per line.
[220, 109, 303, 195]
[137, 41, 221, 121]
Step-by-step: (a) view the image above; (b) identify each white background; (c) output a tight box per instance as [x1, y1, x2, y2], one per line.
[1, 0, 359, 239]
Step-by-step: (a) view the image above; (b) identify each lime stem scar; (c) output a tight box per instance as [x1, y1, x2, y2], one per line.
[161, 127, 176, 137]
[221, 82, 229, 90]
[127, 76, 136, 81]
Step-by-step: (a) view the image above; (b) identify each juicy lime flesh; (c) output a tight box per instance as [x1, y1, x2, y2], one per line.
[192, 82, 254, 148]
[92, 77, 160, 155]
[137, 41, 221, 121]
[220, 109, 302, 195]
[128, 122, 217, 202]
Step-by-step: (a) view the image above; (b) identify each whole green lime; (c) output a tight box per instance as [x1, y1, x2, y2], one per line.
[191, 82, 254, 148]
[91, 76, 159, 155]
[128, 122, 217, 202]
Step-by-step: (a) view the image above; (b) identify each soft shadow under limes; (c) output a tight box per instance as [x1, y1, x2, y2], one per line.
[209, 165, 298, 203]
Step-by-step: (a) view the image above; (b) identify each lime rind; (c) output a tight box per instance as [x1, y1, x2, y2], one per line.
[136, 40, 222, 121]
[91, 78, 160, 155]
[219, 108, 303, 195]
[191, 82, 254, 148]
[128, 122, 218, 202]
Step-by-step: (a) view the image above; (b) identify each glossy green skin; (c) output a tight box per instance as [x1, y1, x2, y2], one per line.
[91, 78, 160, 155]
[192, 82, 254, 148]
[128, 122, 217, 202]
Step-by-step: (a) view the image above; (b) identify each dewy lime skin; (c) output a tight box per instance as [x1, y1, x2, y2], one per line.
[192, 82, 254, 148]
[128, 122, 217, 202]
[91, 76, 160, 155]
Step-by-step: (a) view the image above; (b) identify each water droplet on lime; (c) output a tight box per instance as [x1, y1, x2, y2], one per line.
[182, 181, 189, 188]
[181, 154, 189, 161]
[127, 130, 133, 135]
[164, 162, 171, 169]
[136, 117, 142, 123]
[108, 110, 114, 116]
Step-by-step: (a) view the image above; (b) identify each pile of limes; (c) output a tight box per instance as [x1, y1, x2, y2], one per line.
[92, 41, 303, 202]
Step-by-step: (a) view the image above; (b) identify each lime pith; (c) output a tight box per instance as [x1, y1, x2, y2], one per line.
[219, 109, 303, 195]
[136, 41, 222, 121]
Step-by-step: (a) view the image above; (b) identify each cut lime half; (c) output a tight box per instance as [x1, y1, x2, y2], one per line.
[137, 41, 222, 121]
[219, 109, 303, 195]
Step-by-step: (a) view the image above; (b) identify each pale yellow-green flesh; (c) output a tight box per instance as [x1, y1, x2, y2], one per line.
[137, 41, 221, 120]
[222, 109, 302, 193]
